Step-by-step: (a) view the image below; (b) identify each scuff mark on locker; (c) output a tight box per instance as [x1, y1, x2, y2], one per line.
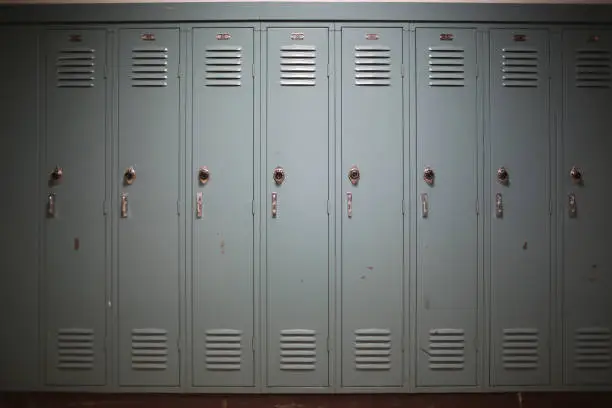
[220, 239, 225, 255]
[588, 264, 599, 282]
[367, 266, 374, 271]
[523, 241, 528, 250]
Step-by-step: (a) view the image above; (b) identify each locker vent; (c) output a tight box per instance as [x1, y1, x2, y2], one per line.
[131, 47, 169, 87]
[56, 328, 94, 370]
[574, 327, 611, 369]
[56, 48, 96, 88]
[575, 50, 611, 88]
[502, 328, 539, 370]
[205, 46, 242, 87]
[280, 329, 316, 371]
[205, 329, 242, 371]
[131, 328, 168, 370]
[354, 329, 392, 371]
[502, 48, 539, 88]
[280, 45, 316, 86]
[354, 45, 391, 86]
[428, 328, 465, 370]
[428, 46, 465, 87]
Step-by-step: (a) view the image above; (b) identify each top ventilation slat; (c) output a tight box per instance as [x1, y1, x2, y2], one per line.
[428, 46, 465, 87]
[502, 48, 539, 88]
[131, 46, 169, 87]
[56, 48, 96, 88]
[205, 46, 243, 87]
[280, 45, 317, 86]
[354, 45, 391, 86]
[576, 49, 611, 88]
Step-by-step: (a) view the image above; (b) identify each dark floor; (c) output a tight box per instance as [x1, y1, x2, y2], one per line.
[2, 393, 612, 408]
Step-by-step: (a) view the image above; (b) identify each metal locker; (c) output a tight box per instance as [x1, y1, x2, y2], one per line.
[562, 29, 612, 386]
[43, 29, 108, 386]
[265, 27, 331, 388]
[489, 29, 552, 387]
[0, 28, 40, 391]
[117, 28, 181, 387]
[415, 27, 479, 387]
[340, 27, 404, 388]
[192, 27, 256, 388]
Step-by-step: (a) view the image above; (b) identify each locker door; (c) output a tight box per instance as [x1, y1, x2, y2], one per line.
[0, 28, 40, 390]
[489, 29, 551, 387]
[117, 28, 181, 387]
[192, 27, 255, 387]
[43, 29, 108, 386]
[265, 27, 330, 388]
[563, 29, 612, 386]
[415, 28, 479, 387]
[340, 27, 404, 388]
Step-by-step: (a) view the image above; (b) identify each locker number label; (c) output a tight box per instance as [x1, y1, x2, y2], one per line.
[141, 33, 156, 41]
[69, 34, 83, 42]
[365, 33, 380, 40]
[216, 33, 231, 40]
[291, 32, 305, 41]
[440, 33, 454, 41]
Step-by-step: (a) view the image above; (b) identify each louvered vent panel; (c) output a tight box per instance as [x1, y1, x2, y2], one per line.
[280, 45, 316, 86]
[205, 46, 242, 87]
[56, 48, 95, 88]
[428, 328, 465, 370]
[575, 50, 612, 88]
[57, 328, 95, 370]
[428, 46, 465, 87]
[280, 329, 316, 371]
[502, 328, 539, 370]
[205, 329, 242, 371]
[354, 46, 391, 86]
[575, 327, 611, 369]
[131, 328, 168, 370]
[131, 47, 169, 87]
[354, 329, 392, 371]
[502, 48, 539, 87]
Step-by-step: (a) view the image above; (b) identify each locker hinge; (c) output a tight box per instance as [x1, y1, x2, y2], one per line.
[475, 63, 479, 78]
[104, 64, 108, 79]
[327, 64, 330, 78]
[104, 336, 109, 352]
[177, 339, 181, 353]
[476, 199, 480, 215]
[549, 199, 553, 215]
[251, 336, 255, 352]
[327, 200, 331, 216]
[327, 336, 330, 352]
[103, 200, 109, 216]
[402, 199, 406, 215]
[177, 201, 182, 216]
[252, 200, 256, 216]
[401, 64, 405, 78]
[252, 63, 256, 78]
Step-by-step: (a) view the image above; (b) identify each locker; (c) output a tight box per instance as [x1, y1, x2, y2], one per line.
[0, 28, 40, 390]
[117, 28, 181, 387]
[415, 27, 479, 387]
[340, 27, 404, 388]
[191, 27, 256, 387]
[265, 27, 331, 388]
[43, 29, 109, 386]
[489, 29, 552, 386]
[562, 29, 612, 386]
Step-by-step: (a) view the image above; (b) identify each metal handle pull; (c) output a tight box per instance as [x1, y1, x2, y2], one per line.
[421, 193, 429, 218]
[495, 193, 503, 218]
[272, 192, 278, 218]
[568, 192, 577, 217]
[121, 193, 128, 218]
[47, 193, 56, 217]
[347, 192, 353, 218]
[196, 192, 203, 218]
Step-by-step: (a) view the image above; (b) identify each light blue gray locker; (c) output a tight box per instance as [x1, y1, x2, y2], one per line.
[562, 29, 612, 386]
[265, 27, 330, 387]
[489, 29, 551, 386]
[117, 28, 181, 387]
[415, 27, 479, 387]
[192, 27, 256, 387]
[43, 29, 108, 386]
[340, 27, 404, 388]
[0, 28, 40, 391]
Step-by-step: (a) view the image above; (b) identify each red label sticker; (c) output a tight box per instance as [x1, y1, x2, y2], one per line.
[69, 34, 82, 42]
[365, 33, 380, 40]
[216, 33, 231, 40]
[141, 33, 155, 41]
[589, 35, 600, 42]
[291, 32, 305, 41]
[513, 34, 527, 42]
[440, 33, 454, 41]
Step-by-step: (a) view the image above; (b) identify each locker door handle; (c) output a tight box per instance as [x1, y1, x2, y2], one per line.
[47, 193, 56, 217]
[272, 192, 278, 218]
[495, 193, 503, 218]
[347, 192, 353, 218]
[121, 193, 128, 218]
[568, 193, 577, 217]
[196, 192, 203, 218]
[421, 193, 429, 218]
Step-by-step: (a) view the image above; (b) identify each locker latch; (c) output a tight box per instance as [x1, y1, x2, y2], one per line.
[47, 193, 56, 218]
[348, 166, 360, 185]
[273, 167, 285, 185]
[198, 166, 210, 185]
[121, 193, 128, 218]
[271, 192, 278, 217]
[50, 166, 63, 183]
[196, 192, 203, 218]
[568, 193, 577, 218]
[423, 167, 435, 185]
[570, 166, 583, 185]
[497, 167, 509, 185]
[495, 193, 503, 218]
[124, 166, 136, 185]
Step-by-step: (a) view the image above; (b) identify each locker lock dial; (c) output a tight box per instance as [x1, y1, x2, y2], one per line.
[199, 167, 210, 185]
[348, 166, 360, 185]
[570, 166, 583, 184]
[497, 167, 509, 185]
[124, 166, 136, 185]
[50, 166, 63, 182]
[423, 167, 435, 185]
[273, 167, 285, 185]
